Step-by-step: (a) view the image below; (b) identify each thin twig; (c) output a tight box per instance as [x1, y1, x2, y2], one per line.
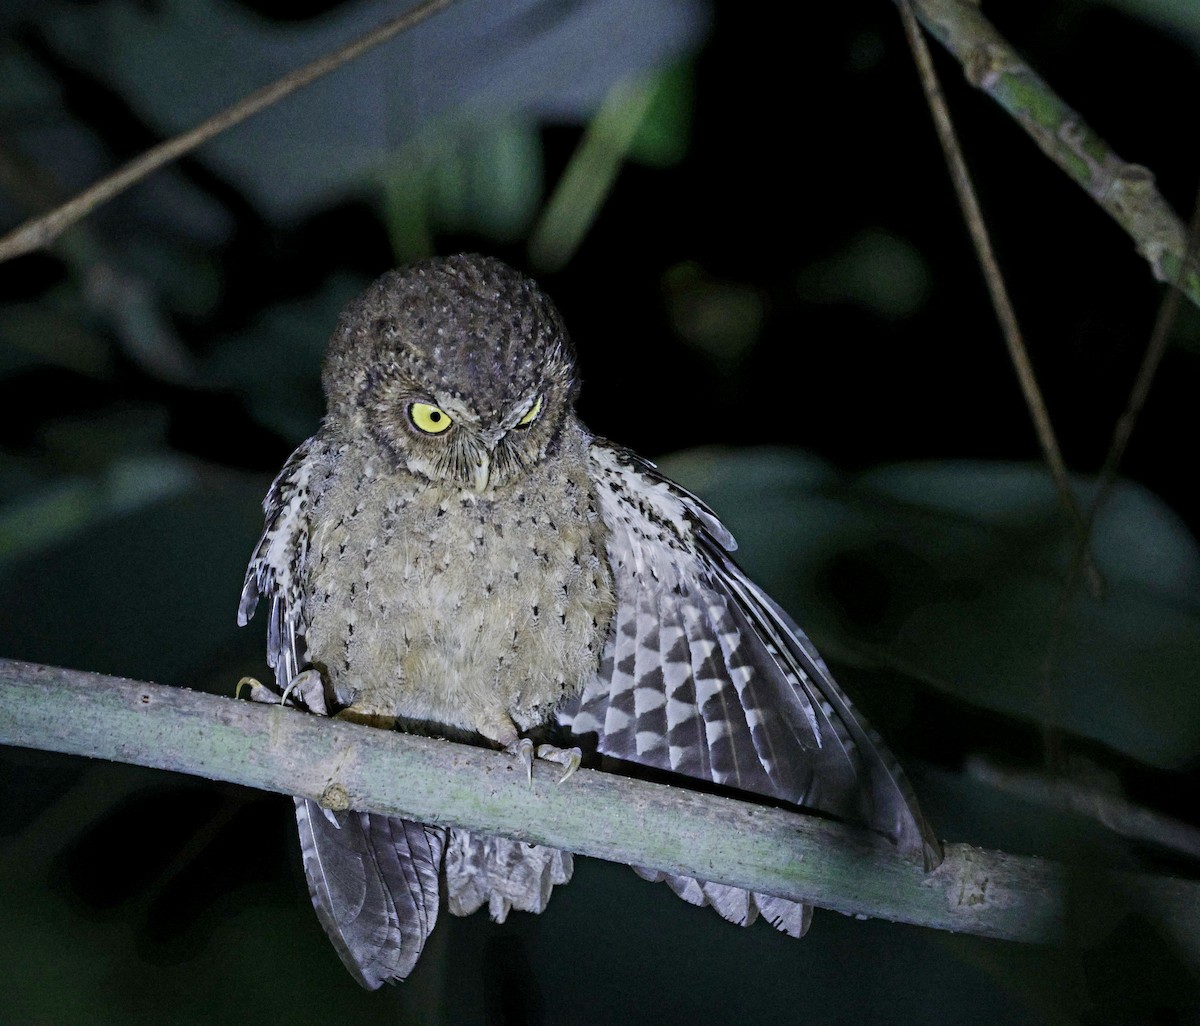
[1085, 174, 1200, 539]
[1, 658, 1198, 952]
[0, 0, 458, 263]
[1039, 177, 1200, 770]
[906, 0, 1200, 311]
[897, 0, 1103, 598]
[968, 756, 1200, 861]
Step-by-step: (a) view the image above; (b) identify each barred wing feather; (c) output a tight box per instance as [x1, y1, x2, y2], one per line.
[561, 442, 939, 935]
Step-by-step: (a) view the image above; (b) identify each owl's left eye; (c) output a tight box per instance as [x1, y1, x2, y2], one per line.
[409, 402, 453, 434]
[516, 396, 543, 427]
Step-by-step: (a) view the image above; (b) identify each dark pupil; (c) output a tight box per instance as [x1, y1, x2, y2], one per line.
[429, 410, 441, 423]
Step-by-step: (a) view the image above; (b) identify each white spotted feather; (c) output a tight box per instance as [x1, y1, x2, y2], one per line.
[239, 437, 448, 990]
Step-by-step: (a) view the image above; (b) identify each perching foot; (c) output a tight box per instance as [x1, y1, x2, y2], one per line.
[282, 669, 329, 715]
[536, 744, 582, 784]
[334, 705, 397, 729]
[236, 676, 278, 704]
[504, 737, 535, 784]
[501, 739, 581, 785]
[236, 668, 328, 715]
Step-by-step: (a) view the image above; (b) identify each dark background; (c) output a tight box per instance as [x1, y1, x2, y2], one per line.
[2, 0, 1199, 1022]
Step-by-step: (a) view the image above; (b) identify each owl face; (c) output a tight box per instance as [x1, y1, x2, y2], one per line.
[322, 255, 579, 492]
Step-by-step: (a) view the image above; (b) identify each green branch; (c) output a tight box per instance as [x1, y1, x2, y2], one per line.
[1, 658, 1198, 951]
[910, 0, 1200, 307]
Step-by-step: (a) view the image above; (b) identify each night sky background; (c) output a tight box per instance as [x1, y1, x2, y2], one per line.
[2, 0, 1200, 1022]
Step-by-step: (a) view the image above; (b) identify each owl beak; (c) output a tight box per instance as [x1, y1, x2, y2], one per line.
[472, 454, 491, 492]
[471, 429, 506, 491]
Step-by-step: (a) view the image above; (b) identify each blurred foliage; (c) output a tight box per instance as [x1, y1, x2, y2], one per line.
[380, 118, 546, 261]
[204, 274, 360, 439]
[1100, 0, 1200, 46]
[663, 450, 1200, 769]
[797, 228, 932, 320]
[2, 0, 1200, 1022]
[662, 260, 766, 369]
[529, 65, 692, 270]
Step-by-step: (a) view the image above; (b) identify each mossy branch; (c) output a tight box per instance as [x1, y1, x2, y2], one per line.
[2, 658, 1198, 951]
[909, 0, 1200, 305]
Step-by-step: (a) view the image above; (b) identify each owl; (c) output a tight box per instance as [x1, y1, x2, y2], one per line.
[238, 254, 939, 988]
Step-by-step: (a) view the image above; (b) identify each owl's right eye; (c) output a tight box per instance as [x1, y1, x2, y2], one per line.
[409, 402, 453, 434]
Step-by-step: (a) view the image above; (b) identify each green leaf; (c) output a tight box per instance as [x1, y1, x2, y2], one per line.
[527, 73, 660, 271]
[796, 229, 932, 320]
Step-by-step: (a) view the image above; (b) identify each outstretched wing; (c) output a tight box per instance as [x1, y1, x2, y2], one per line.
[560, 442, 940, 935]
[239, 436, 446, 989]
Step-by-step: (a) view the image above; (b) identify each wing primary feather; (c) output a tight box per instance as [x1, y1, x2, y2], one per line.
[705, 538, 941, 867]
[631, 586, 669, 760]
[714, 563, 863, 815]
[600, 570, 640, 755]
[581, 438, 942, 942]
[294, 799, 391, 989]
[678, 594, 756, 789]
[656, 584, 709, 778]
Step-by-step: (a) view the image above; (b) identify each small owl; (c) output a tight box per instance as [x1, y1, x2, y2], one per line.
[239, 254, 939, 988]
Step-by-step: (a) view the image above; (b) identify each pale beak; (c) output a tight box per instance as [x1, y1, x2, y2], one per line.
[472, 453, 491, 492]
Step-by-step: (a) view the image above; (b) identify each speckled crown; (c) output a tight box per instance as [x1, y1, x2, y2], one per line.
[322, 254, 575, 420]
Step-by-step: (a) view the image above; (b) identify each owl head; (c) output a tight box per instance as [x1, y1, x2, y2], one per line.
[323, 254, 579, 492]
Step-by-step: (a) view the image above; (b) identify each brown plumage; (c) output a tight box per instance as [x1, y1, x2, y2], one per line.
[239, 253, 940, 988]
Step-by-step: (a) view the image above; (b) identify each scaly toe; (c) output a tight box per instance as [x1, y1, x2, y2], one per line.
[536, 744, 582, 784]
[504, 737, 535, 784]
[334, 706, 397, 729]
[236, 676, 279, 704]
[285, 669, 329, 715]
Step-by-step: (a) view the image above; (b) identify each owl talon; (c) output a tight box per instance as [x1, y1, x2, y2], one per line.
[536, 744, 582, 783]
[505, 737, 536, 784]
[283, 669, 329, 715]
[236, 676, 279, 704]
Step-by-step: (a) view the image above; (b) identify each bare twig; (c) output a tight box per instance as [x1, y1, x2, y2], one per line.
[897, 0, 1102, 597]
[0, 0, 457, 263]
[1084, 175, 1200, 538]
[1, 658, 1198, 951]
[906, 0, 1200, 311]
[1039, 179, 1200, 770]
[968, 756, 1200, 861]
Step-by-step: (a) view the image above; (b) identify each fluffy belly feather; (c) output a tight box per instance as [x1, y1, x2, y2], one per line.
[301, 453, 615, 739]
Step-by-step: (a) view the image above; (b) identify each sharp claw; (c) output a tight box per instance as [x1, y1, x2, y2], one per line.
[286, 669, 329, 714]
[505, 737, 535, 785]
[239, 669, 328, 713]
[237, 676, 279, 704]
[335, 707, 397, 729]
[279, 678, 297, 707]
[536, 744, 582, 784]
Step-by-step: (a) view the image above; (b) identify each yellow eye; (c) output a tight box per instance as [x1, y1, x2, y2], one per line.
[517, 396, 543, 427]
[409, 402, 452, 434]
